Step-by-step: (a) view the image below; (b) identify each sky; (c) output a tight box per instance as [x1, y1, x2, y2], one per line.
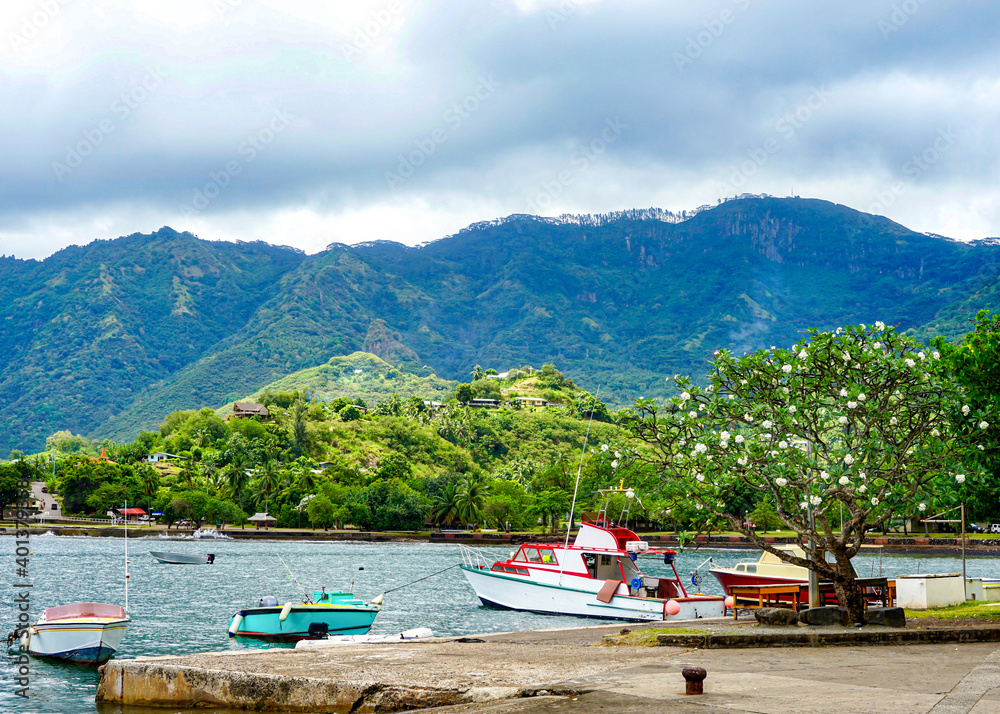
[1, 0, 999, 260]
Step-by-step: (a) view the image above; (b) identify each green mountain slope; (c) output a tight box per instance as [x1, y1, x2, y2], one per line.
[3, 198, 1000, 452]
[230, 351, 457, 408]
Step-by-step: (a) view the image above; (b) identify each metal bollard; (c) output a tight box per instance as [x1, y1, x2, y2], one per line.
[682, 667, 707, 695]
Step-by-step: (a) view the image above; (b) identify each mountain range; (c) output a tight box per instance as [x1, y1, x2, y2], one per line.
[3, 196, 999, 454]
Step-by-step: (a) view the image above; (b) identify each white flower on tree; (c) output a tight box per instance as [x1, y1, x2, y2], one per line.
[847, 401, 858, 409]
[680, 391, 691, 401]
[838, 475, 849, 485]
[980, 421, 990, 430]
[809, 495, 822, 506]
[775, 477, 787, 487]
[762, 420, 773, 429]
[905, 358, 916, 367]
[820, 470, 830, 480]
[838, 416, 848, 425]
[843, 454, 855, 465]
[918, 503, 926, 511]
[956, 474, 966, 484]
[735, 435, 744, 443]
[871, 497, 879, 506]
[782, 364, 793, 373]
[962, 405, 971, 415]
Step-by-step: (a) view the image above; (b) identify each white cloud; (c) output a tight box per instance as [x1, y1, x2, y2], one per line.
[2, 0, 1000, 260]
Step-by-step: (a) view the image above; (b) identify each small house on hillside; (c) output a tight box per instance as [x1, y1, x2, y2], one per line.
[514, 396, 547, 407]
[468, 398, 500, 408]
[231, 402, 270, 419]
[145, 452, 185, 463]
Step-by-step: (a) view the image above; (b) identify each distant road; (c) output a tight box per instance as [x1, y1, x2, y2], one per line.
[30, 480, 59, 515]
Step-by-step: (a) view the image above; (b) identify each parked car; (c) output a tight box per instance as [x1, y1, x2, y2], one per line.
[41, 486, 48, 493]
[967, 523, 986, 533]
[51, 503, 58, 510]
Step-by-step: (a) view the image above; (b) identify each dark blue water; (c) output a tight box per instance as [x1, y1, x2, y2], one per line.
[3, 533, 995, 713]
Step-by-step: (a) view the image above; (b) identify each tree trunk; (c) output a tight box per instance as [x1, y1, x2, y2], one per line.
[826, 545, 867, 624]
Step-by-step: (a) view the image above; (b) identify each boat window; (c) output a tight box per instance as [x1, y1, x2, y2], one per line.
[745, 564, 757, 573]
[600, 555, 613, 566]
[525, 549, 543, 563]
[583, 554, 597, 578]
[619, 556, 642, 583]
[513, 549, 529, 562]
[517, 567, 529, 575]
[538, 548, 557, 564]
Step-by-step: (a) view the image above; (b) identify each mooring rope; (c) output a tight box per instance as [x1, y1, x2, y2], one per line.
[381, 563, 460, 595]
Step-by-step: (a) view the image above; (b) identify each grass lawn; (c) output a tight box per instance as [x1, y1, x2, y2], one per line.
[906, 601, 1000, 623]
[599, 627, 708, 647]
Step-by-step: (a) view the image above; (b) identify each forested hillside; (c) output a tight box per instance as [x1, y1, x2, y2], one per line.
[3, 197, 1000, 453]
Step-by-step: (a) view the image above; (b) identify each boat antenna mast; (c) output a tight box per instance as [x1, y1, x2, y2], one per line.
[124, 499, 129, 616]
[558, 387, 600, 585]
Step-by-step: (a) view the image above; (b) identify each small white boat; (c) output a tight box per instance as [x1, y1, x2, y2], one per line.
[193, 526, 231, 540]
[460, 488, 726, 622]
[17, 603, 129, 665]
[150, 551, 216, 564]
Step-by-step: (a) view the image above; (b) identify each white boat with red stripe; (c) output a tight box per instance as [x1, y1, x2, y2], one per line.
[459, 490, 725, 622]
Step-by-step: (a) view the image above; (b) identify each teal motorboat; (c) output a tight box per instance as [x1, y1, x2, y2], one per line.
[227, 590, 381, 641]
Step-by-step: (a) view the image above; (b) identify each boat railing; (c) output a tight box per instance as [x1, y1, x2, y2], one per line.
[458, 544, 498, 570]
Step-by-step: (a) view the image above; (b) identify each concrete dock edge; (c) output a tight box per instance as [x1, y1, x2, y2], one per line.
[95, 658, 525, 711]
[657, 626, 1000, 648]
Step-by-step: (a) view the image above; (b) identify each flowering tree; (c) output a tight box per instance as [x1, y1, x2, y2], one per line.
[623, 323, 989, 622]
[935, 310, 1000, 521]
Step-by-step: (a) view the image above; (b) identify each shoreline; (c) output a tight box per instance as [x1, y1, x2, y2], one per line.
[4, 523, 998, 556]
[95, 619, 1000, 712]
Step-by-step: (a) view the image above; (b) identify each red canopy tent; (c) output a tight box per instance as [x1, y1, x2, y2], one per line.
[116, 507, 146, 523]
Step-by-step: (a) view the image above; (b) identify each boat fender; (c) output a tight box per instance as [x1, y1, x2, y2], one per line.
[630, 577, 643, 590]
[369, 593, 384, 606]
[228, 612, 244, 636]
[279, 602, 294, 622]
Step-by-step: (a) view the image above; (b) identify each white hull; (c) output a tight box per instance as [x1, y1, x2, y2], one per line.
[25, 618, 129, 665]
[461, 566, 725, 622]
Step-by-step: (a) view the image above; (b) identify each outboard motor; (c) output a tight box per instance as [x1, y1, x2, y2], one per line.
[308, 622, 329, 639]
[207, 554, 215, 564]
[259, 595, 278, 607]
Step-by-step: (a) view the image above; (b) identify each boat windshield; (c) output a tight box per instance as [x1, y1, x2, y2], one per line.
[45, 603, 125, 621]
[513, 547, 558, 564]
[620, 556, 643, 583]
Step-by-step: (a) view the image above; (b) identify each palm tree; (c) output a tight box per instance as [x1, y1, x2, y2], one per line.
[457, 475, 489, 528]
[137, 464, 160, 515]
[430, 481, 462, 527]
[255, 459, 280, 518]
[225, 459, 251, 528]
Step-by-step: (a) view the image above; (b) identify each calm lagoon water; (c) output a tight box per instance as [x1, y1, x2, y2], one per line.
[3, 532, 998, 713]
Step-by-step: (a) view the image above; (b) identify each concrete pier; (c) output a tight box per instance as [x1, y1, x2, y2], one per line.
[96, 620, 1000, 712]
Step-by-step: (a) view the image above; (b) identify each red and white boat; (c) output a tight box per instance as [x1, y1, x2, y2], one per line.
[708, 545, 811, 594]
[459, 490, 726, 622]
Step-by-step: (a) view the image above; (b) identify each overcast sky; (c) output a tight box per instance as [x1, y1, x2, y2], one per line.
[1, 0, 999, 260]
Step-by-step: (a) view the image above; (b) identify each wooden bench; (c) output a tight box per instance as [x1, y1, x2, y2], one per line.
[729, 583, 809, 620]
[817, 577, 894, 608]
